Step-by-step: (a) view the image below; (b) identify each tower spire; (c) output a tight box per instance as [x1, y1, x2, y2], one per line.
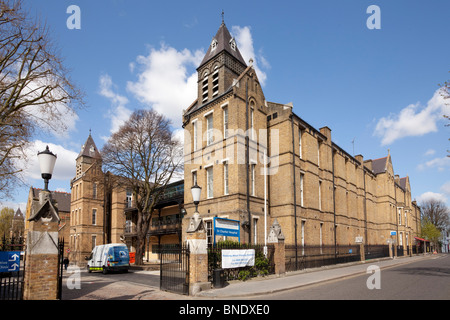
[221, 10, 224, 24]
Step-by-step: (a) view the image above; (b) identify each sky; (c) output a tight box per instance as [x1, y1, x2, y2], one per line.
[3, 0, 449, 213]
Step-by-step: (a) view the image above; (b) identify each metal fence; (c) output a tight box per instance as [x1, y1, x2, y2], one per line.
[160, 244, 190, 295]
[285, 244, 361, 272]
[207, 242, 275, 282]
[364, 245, 390, 260]
[1, 236, 25, 300]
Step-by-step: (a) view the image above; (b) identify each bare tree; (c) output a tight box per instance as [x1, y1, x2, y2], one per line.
[420, 199, 450, 232]
[101, 109, 182, 265]
[0, 0, 84, 199]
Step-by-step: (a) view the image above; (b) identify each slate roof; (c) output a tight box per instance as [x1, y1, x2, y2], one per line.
[198, 22, 247, 70]
[371, 157, 387, 174]
[77, 134, 101, 160]
[32, 188, 71, 213]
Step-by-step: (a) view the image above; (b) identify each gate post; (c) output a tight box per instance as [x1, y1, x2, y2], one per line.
[185, 212, 210, 295]
[267, 219, 286, 276]
[23, 190, 60, 300]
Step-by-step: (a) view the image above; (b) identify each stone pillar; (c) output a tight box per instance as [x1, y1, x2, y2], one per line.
[267, 219, 285, 276]
[185, 212, 210, 295]
[23, 191, 60, 300]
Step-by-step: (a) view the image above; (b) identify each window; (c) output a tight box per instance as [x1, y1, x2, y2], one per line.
[250, 108, 254, 140]
[300, 173, 304, 207]
[93, 182, 97, 199]
[192, 170, 197, 186]
[398, 208, 402, 225]
[206, 220, 213, 246]
[229, 38, 236, 51]
[212, 66, 219, 97]
[318, 180, 322, 211]
[92, 208, 97, 225]
[193, 120, 198, 151]
[126, 190, 132, 208]
[206, 113, 213, 146]
[317, 140, 321, 167]
[206, 166, 213, 198]
[223, 162, 229, 195]
[91, 235, 96, 251]
[202, 73, 208, 102]
[211, 39, 218, 51]
[299, 128, 303, 159]
[253, 217, 258, 244]
[223, 107, 228, 139]
[250, 163, 256, 196]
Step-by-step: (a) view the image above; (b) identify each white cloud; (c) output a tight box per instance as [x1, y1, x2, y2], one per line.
[440, 181, 450, 196]
[417, 156, 450, 171]
[374, 89, 449, 145]
[20, 140, 78, 182]
[417, 191, 448, 204]
[99, 74, 132, 134]
[126, 43, 204, 127]
[424, 149, 436, 156]
[231, 26, 269, 86]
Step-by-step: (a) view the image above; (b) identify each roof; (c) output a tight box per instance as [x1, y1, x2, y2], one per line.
[13, 208, 24, 220]
[371, 157, 387, 174]
[77, 134, 101, 160]
[32, 188, 71, 213]
[198, 22, 247, 69]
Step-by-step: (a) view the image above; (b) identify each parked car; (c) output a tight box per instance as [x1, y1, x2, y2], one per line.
[86, 244, 130, 274]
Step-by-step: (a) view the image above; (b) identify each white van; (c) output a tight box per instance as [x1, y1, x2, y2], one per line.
[86, 244, 130, 274]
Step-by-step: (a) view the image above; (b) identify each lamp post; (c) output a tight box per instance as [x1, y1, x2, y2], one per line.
[37, 145, 57, 191]
[191, 183, 201, 213]
[186, 183, 202, 234]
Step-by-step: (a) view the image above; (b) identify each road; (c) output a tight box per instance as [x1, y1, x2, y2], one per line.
[62, 268, 184, 300]
[249, 254, 450, 300]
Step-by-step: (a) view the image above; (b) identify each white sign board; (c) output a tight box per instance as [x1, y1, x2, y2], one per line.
[221, 249, 255, 269]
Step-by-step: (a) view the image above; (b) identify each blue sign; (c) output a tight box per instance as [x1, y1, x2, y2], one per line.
[0, 251, 21, 273]
[214, 217, 240, 244]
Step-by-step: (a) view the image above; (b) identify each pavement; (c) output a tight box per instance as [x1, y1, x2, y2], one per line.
[193, 254, 440, 299]
[63, 254, 441, 300]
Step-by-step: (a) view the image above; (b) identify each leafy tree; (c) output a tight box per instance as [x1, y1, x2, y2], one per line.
[0, 207, 14, 236]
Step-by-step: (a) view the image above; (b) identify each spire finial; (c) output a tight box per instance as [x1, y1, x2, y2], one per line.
[221, 10, 224, 24]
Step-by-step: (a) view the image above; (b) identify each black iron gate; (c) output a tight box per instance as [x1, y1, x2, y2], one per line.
[160, 244, 189, 295]
[0, 236, 25, 300]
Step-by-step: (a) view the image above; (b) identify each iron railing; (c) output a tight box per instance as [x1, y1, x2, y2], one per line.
[285, 244, 361, 272]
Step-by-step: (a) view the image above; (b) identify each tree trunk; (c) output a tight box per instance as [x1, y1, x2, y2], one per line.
[135, 234, 146, 265]
[134, 210, 151, 266]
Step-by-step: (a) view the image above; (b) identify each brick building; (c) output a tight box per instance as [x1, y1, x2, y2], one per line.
[181, 21, 421, 249]
[68, 21, 421, 266]
[68, 133, 184, 266]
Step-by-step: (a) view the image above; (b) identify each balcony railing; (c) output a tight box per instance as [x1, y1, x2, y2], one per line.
[124, 216, 182, 236]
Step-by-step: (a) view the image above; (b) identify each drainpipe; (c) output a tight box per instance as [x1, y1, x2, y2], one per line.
[290, 115, 298, 269]
[331, 147, 337, 259]
[245, 79, 251, 244]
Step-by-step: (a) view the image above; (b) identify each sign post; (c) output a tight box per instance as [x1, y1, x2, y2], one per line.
[213, 217, 240, 245]
[0, 251, 21, 273]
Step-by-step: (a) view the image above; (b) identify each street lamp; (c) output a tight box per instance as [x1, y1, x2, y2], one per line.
[187, 183, 203, 234]
[190, 183, 201, 213]
[37, 145, 57, 191]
